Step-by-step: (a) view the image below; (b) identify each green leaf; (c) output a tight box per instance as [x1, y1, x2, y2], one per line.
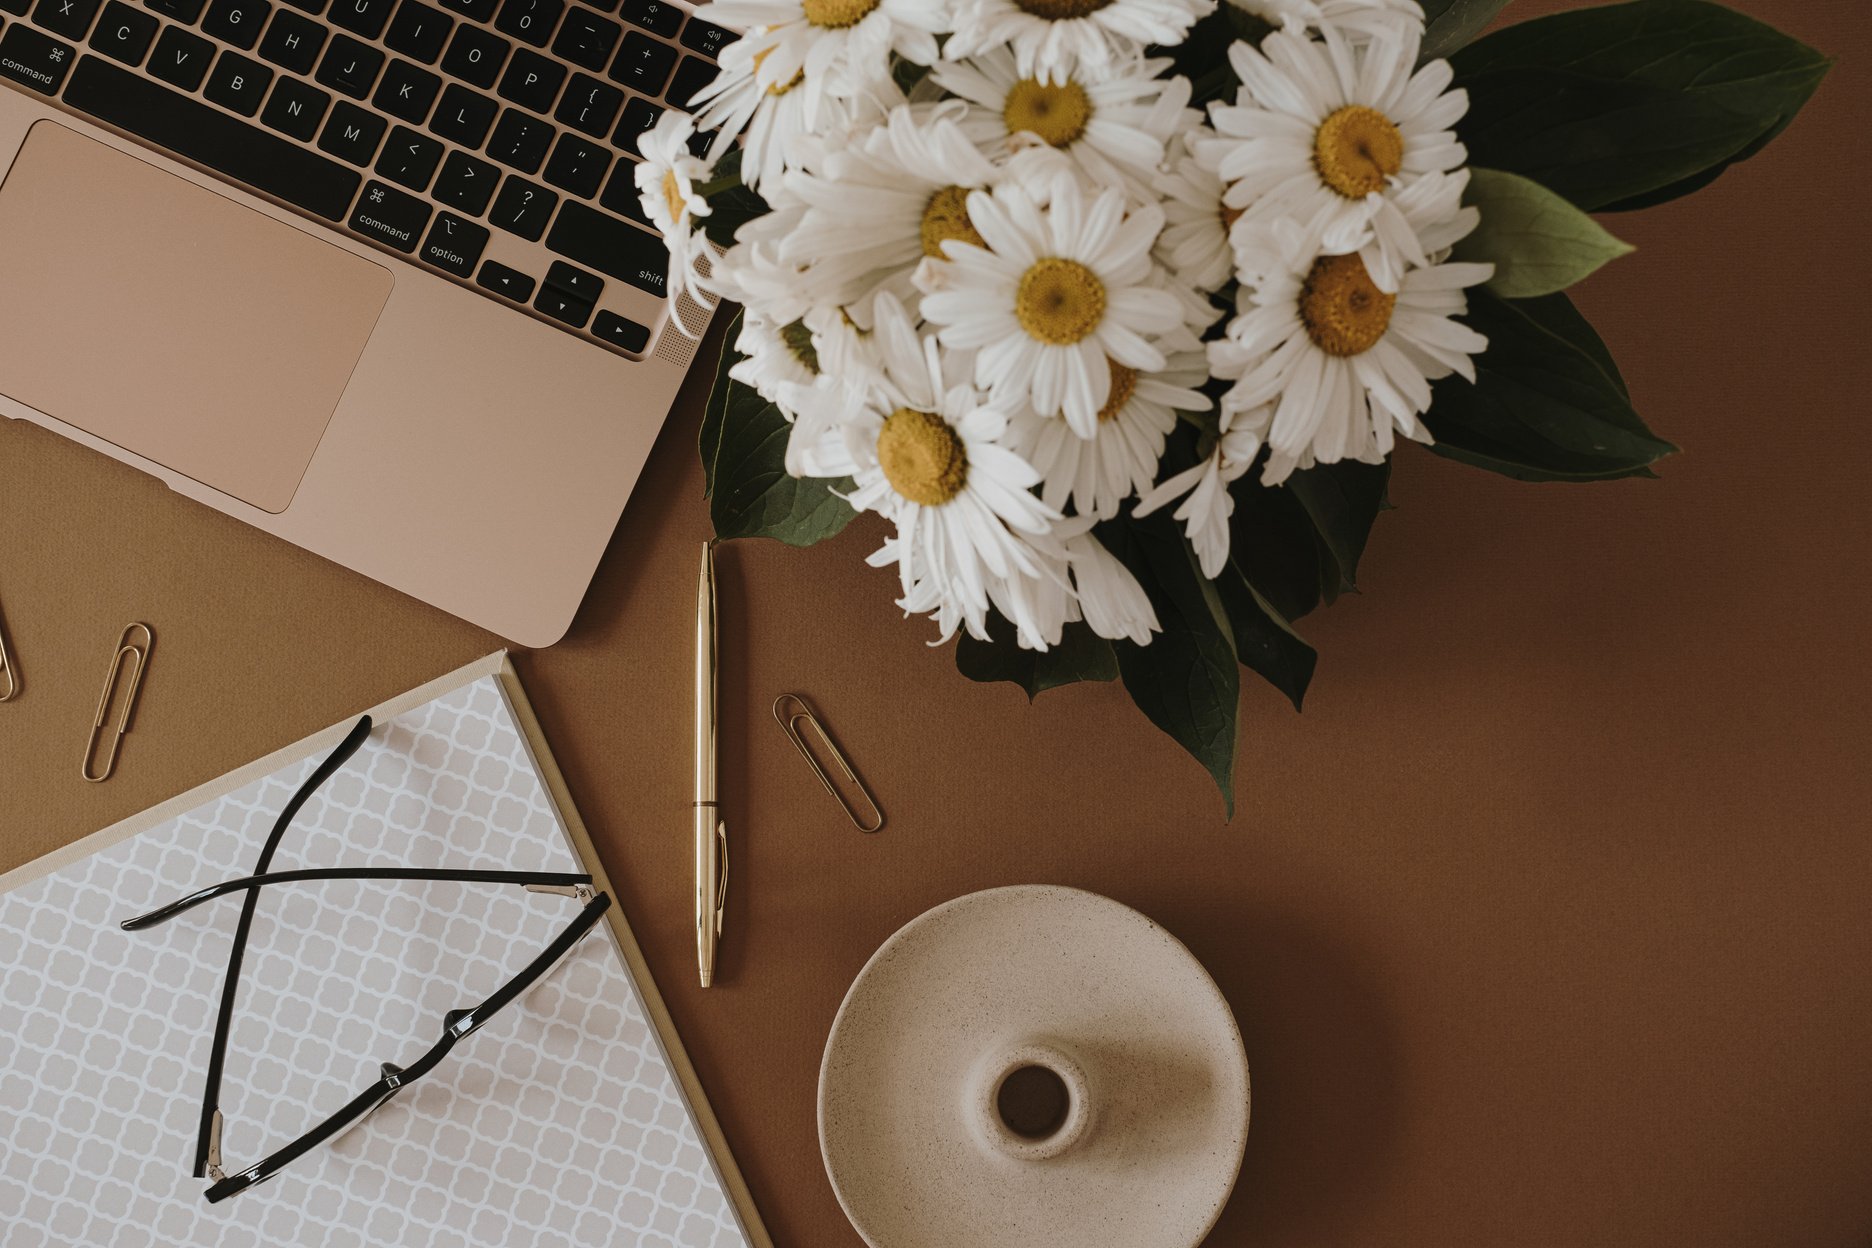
[703, 372, 856, 546]
[1454, 168, 1634, 298]
[698, 311, 741, 497]
[1452, 0, 1831, 211]
[695, 147, 770, 248]
[1165, 7, 1270, 107]
[1101, 512, 1240, 817]
[1214, 559, 1317, 713]
[1423, 289, 1677, 482]
[1418, 0, 1513, 62]
[1226, 473, 1326, 623]
[1512, 291, 1628, 400]
[1284, 458, 1391, 595]
[955, 613, 1119, 700]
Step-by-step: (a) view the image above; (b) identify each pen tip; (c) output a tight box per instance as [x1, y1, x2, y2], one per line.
[699, 971, 713, 989]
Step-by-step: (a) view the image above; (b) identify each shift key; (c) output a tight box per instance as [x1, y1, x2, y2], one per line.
[350, 179, 430, 253]
[545, 201, 666, 298]
[0, 25, 76, 94]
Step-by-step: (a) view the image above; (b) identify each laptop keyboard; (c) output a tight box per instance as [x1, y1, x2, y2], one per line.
[0, 0, 731, 356]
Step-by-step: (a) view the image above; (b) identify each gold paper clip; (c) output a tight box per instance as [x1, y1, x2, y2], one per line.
[0, 599, 16, 703]
[82, 623, 154, 783]
[772, 693, 883, 833]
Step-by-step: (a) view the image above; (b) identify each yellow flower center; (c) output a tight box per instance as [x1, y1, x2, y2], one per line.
[800, 0, 878, 27]
[1003, 77, 1092, 148]
[1015, 258, 1106, 346]
[1313, 105, 1405, 199]
[1014, 0, 1114, 17]
[1097, 359, 1137, 423]
[1299, 253, 1396, 357]
[779, 319, 820, 374]
[661, 170, 687, 224]
[877, 408, 969, 507]
[919, 185, 987, 258]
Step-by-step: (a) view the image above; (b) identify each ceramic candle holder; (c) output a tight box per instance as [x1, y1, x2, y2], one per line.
[965, 1039, 1095, 1163]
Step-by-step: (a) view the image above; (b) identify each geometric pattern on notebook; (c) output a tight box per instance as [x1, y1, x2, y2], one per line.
[0, 676, 747, 1247]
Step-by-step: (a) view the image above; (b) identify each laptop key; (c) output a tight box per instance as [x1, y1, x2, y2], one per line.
[257, 8, 323, 72]
[204, 49, 272, 115]
[496, 45, 561, 112]
[328, 0, 391, 38]
[62, 57, 362, 219]
[315, 32, 380, 97]
[612, 94, 660, 155]
[665, 53, 713, 110]
[33, 0, 100, 41]
[383, 0, 449, 63]
[148, 25, 213, 90]
[318, 99, 386, 163]
[592, 309, 649, 352]
[88, 2, 157, 64]
[546, 200, 665, 296]
[607, 30, 670, 94]
[544, 259, 601, 302]
[618, 0, 675, 37]
[492, 0, 558, 48]
[0, 0, 29, 13]
[201, 0, 269, 50]
[375, 124, 441, 189]
[487, 107, 552, 173]
[533, 285, 591, 328]
[142, 0, 201, 21]
[419, 210, 488, 276]
[489, 175, 556, 240]
[433, 148, 497, 213]
[476, 259, 534, 300]
[373, 57, 439, 122]
[431, 83, 495, 146]
[350, 178, 430, 252]
[260, 74, 330, 139]
[598, 156, 648, 224]
[0, 24, 73, 93]
[678, 16, 734, 58]
[554, 72, 620, 137]
[543, 131, 607, 199]
[435, 0, 489, 19]
[439, 22, 504, 88]
[550, 6, 615, 71]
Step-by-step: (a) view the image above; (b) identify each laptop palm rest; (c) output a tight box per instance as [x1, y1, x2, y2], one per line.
[0, 121, 392, 514]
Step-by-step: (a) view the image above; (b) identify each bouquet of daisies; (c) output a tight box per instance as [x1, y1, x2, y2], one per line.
[638, 0, 1826, 809]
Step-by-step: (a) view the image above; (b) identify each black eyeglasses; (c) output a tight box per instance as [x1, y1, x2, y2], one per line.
[122, 715, 612, 1203]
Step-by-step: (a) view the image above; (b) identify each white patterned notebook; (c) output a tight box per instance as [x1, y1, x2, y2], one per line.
[0, 657, 761, 1248]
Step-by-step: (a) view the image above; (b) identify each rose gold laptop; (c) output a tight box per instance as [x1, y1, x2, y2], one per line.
[0, 0, 728, 646]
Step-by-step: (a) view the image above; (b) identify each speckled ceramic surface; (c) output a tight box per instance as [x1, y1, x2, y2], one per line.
[818, 886, 1250, 1248]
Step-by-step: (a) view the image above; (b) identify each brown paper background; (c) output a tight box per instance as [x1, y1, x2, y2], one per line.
[3, 3, 1869, 1241]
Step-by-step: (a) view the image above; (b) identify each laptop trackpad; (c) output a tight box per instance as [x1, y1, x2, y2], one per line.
[0, 121, 392, 513]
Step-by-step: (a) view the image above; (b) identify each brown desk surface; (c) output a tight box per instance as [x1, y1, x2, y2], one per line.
[3, 4, 1869, 1241]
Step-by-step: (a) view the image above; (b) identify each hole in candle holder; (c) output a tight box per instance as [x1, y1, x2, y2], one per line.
[996, 1063, 1071, 1140]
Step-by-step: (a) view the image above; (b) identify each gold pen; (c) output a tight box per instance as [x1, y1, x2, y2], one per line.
[694, 542, 727, 988]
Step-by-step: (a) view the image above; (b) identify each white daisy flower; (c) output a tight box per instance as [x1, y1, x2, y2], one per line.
[697, 0, 945, 114]
[729, 307, 822, 402]
[1154, 137, 1235, 292]
[931, 48, 1190, 195]
[792, 293, 1065, 645]
[1213, 182, 1491, 485]
[778, 104, 1000, 309]
[1229, 0, 1423, 43]
[1133, 420, 1263, 577]
[634, 110, 719, 336]
[1198, 21, 1471, 293]
[919, 172, 1184, 440]
[1016, 330, 1210, 519]
[946, 0, 1215, 82]
[1062, 521, 1159, 645]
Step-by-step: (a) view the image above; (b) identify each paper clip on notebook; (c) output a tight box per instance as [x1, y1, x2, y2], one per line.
[772, 694, 883, 833]
[82, 623, 154, 783]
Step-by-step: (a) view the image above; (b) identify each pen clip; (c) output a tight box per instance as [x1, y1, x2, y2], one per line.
[714, 821, 728, 937]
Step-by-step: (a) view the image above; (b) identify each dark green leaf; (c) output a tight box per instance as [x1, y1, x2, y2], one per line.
[1423, 289, 1677, 482]
[705, 376, 856, 545]
[1285, 459, 1391, 595]
[1418, 0, 1513, 62]
[695, 147, 770, 248]
[1226, 472, 1327, 623]
[698, 311, 741, 497]
[1511, 291, 1628, 400]
[955, 612, 1119, 699]
[1214, 559, 1317, 713]
[1101, 511, 1240, 817]
[1164, 7, 1269, 107]
[1452, 0, 1831, 211]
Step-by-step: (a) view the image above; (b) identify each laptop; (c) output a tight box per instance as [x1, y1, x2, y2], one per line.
[0, 0, 729, 646]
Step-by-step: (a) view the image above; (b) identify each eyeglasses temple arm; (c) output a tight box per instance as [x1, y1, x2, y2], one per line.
[124, 867, 596, 931]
